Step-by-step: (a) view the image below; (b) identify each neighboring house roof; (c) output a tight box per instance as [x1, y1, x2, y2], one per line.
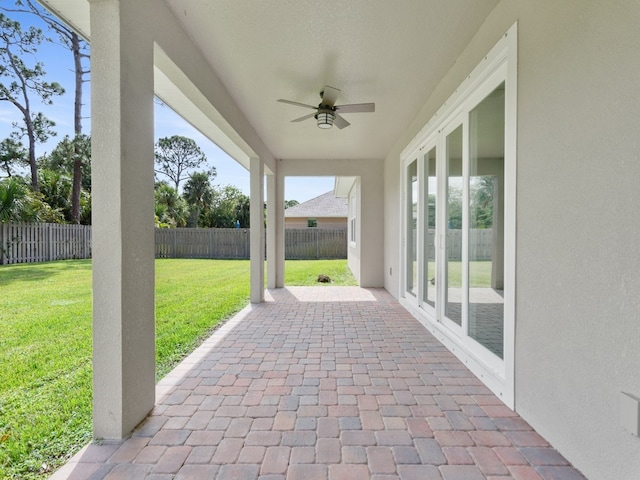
[285, 191, 348, 218]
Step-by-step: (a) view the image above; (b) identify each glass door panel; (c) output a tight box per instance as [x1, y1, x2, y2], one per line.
[406, 159, 418, 297]
[468, 83, 505, 358]
[423, 146, 437, 309]
[445, 125, 463, 326]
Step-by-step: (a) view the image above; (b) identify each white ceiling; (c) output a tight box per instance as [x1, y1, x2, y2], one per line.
[41, 0, 501, 162]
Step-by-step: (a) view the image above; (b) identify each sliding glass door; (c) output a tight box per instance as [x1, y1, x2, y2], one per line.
[400, 24, 515, 405]
[402, 81, 507, 361]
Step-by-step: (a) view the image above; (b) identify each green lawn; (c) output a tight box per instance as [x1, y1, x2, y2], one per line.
[448, 260, 494, 288]
[283, 259, 358, 286]
[0, 258, 355, 479]
[415, 260, 494, 288]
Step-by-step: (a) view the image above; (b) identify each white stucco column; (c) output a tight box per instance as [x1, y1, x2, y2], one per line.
[90, 0, 155, 439]
[266, 173, 277, 289]
[250, 157, 264, 302]
[275, 172, 285, 287]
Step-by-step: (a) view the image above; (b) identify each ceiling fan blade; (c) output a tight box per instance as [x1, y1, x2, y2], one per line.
[291, 112, 316, 123]
[321, 85, 340, 106]
[333, 114, 350, 129]
[277, 99, 317, 110]
[336, 102, 375, 114]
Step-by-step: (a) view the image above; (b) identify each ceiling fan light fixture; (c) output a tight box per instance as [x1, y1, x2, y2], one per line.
[316, 111, 335, 129]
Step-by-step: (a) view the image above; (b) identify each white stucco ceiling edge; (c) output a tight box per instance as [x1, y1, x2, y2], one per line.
[39, 0, 266, 174]
[154, 45, 255, 170]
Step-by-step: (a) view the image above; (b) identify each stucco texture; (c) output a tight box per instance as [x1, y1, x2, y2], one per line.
[384, 1, 640, 478]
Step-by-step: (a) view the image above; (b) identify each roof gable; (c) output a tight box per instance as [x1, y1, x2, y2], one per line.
[285, 191, 348, 218]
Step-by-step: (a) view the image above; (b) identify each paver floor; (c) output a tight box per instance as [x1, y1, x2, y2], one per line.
[51, 287, 586, 480]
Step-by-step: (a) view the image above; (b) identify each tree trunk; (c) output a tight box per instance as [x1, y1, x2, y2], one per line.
[71, 32, 83, 224]
[25, 114, 38, 192]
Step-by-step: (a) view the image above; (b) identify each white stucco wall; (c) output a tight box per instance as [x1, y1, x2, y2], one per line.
[347, 179, 361, 285]
[384, 1, 640, 478]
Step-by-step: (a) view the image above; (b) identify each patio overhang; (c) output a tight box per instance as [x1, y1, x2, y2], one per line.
[40, 0, 502, 443]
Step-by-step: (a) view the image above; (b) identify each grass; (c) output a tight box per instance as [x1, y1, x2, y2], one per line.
[449, 260, 494, 288]
[0, 261, 94, 479]
[416, 260, 494, 288]
[154, 259, 250, 380]
[0, 258, 355, 479]
[284, 259, 358, 286]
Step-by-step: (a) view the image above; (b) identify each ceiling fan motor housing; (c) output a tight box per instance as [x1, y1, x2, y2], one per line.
[315, 108, 336, 129]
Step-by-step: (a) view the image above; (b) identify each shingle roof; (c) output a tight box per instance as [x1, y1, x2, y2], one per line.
[284, 191, 348, 218]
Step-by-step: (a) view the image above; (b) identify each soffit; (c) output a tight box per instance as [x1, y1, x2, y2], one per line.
[39, 0, 501, 162]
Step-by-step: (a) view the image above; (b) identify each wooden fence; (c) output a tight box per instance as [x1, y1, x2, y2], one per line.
[285, 229, 348, 260]
[155, 228, 251, 259]
[414, 229, 495, 262]
[0, 223, 348, 264]
[0, 223, 91, 264]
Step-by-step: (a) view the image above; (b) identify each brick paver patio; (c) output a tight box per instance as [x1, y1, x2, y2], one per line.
[51, 287, 586, 480]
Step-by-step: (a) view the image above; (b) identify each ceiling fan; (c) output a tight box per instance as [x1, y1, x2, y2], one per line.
[277, 85, 375, 129]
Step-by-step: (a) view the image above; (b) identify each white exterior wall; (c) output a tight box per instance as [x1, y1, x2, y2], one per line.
[384, 1, 640, 478]
[347, 179, 361, 284]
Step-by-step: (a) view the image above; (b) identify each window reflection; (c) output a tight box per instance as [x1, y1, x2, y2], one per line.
[468, 83, 505, 358]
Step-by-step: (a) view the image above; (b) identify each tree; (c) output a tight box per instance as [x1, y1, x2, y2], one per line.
[284, 199, 299, 209]
[183, 171, 213, 227]
[155, 136, 212, 190]
[37, 167, 70, 211]
[0, 176, 25, 221]
[233, 194, 250, 228]
[205, 184, 250, 228]
[447, 184, 463, 230]
[470, 176, 494, 229]
[155, 182, 188, 228]
[44, 135, 91, 184]
[41, 134, 91, 190]
[0, 13, 64, 191]
[2, 0, 91, 222]
[36, 135, 92, 223]
[0, 135, 27, 178]
[0, 176, 63, 222]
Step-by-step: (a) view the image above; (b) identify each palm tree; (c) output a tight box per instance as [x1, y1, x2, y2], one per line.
[38, 169, 72, 220]
[0, 177, 27, 222]
[155, 183, 188, 227]
[183, 172, 213, 227]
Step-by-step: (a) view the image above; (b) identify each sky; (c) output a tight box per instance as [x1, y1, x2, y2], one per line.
[0, 5, 334, 203]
